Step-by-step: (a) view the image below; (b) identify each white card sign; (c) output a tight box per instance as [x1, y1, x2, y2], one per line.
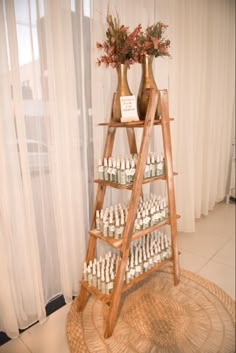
[120, 95, 139, 122]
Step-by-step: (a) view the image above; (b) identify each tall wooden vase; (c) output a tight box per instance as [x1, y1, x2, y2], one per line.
[112, 63, 132, 122]
[137, 54, 161, 120]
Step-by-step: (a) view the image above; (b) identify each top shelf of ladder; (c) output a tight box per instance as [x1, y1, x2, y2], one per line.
[98, 118, 174, 128]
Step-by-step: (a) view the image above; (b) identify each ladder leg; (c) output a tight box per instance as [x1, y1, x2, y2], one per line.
[160, 90, 180, 285]
[76, 286, 88, 312]
[104, 256, 127, 338]
[105, 91, 159, 337]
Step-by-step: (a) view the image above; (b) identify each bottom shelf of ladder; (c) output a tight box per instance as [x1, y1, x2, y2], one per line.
[80, 257, 174, 305]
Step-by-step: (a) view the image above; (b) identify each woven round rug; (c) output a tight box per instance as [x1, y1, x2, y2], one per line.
[66, 267, 235, 353]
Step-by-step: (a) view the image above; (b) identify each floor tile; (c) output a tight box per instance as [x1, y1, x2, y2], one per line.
[179, 249, 209, 273]
[177, 231, 230, 259]
[198, 260, 235, 300]
[194, 202, 235, 238]
[211, 236, 235, 267]
[0, 338, 30, 353]
[20, 303, 71, 353]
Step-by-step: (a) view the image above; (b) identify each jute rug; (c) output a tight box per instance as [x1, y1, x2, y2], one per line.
[66, 267, 235, 353]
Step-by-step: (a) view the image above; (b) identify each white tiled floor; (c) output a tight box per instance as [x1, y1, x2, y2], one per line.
[0, 201, 235, 353]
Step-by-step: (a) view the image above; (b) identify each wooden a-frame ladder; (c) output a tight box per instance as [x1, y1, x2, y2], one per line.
[76, 89, 180, 338]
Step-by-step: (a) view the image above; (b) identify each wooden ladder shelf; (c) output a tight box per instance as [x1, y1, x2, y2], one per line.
[76, 89, 180, 338]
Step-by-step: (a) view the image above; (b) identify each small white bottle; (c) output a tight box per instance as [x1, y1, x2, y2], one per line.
[109, 271, 114, 293]
[125, 262, 130, 284]
[150, 246, 154, 268]
[95, 210, 101, 231]
[155, 203, 161, 224]
[125, 159, 131, 184]
[144, 155, 151, 179]
[92, 262, 97, 287]
[98, 158, 104, 180]
[134, 212, 140, 232]
[150, 205, 155, 226]
[108, 215, 115, 238]
[143, 250, 148, 272]
[107, 157, 113, 182]
[111, 159, 117, 183]
[134, 248, 141, 277]
[104, 157, 108, 181]
[156, 154, 161, 176]
[160, 152, 165, 175]
[120, 159, 126, 185]
[97, 263, 101, 290]
[103, 217, 109, 238]
[130, 159, 136, 183]
[116, 157, 121, 184]
[150, 153, 155, 177]
[114, 218, 120, 240]
[130, 252, 135, 280]
[145, 208, 151, 228]
[142, 209, 147, 229]
[87, 266, 92, 286]
[154, 244, 158, 264]
[163, 197, 169, 218]
[139, 250, 143, 274]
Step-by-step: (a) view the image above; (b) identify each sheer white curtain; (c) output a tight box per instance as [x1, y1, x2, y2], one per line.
[91, 0, 235, 232]
[0, 0, 91, 338]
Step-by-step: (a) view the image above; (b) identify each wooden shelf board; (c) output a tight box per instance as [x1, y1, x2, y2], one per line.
[90, 214, 181, 249]
[94, 172, 178, 189]
[98, 118, 174, 128]
[81, 259, 172, 304]
[80, 280, 111, 304]
[122, 258, 172, 293]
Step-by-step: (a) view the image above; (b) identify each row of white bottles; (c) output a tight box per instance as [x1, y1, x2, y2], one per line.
[125, 231, 171, 284]
[83, 231, 172, 294]
[97, 152, 165, 184]
[83, 251, 120, 295]
[95, 193, 168, 239]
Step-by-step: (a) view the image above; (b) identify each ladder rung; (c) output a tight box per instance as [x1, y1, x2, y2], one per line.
[80, 280, 111, 304]
[89, 214, 181, 249]
[94, 172, 178, 189]
[98, 118, 174, 128]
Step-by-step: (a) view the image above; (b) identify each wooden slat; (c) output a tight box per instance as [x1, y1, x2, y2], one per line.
[77, 95, 117, 312]
[90, 214, 181, 249]
[160, 90, 180, 286]
[80, 280, 111, 304]
[93, 172, 178, 189]
[104, 89, 159, 338]
[98, 118, 174, 128]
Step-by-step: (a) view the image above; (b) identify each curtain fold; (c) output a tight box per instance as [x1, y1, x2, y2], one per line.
[0, 0, 90, 338]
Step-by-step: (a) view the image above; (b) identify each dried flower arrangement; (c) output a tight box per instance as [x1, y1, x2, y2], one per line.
[96, 15, 141, 68]
[137, 22, 171, 60]
[96, 15, 171, 68]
